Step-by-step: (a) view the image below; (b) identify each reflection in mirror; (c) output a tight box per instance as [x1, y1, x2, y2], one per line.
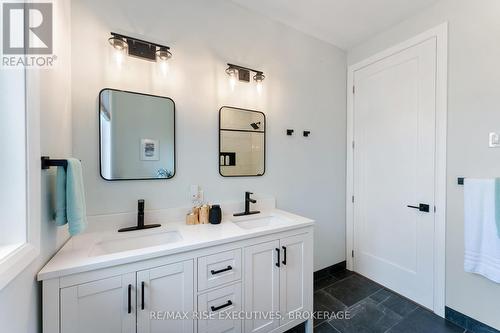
[99, 89, 175, 180]
[219, 107, 265, 177]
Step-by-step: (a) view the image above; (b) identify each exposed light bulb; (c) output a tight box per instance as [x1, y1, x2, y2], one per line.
[114, 48, 124, 66]
[256, 81, 263, 93]
[226, 67, 238, 91]
[160, 61, 169, 75]
[156, 47, 172, 62]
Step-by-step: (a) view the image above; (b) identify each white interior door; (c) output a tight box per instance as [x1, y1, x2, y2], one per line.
[353, 37, 437, 309]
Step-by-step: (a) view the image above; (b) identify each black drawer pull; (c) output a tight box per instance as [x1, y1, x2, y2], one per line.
[127, 284, 132, 314]
[141, 281, 145, 310]
[211, 265, 232, 275]
[276, 248, 280, 267]
[282, 246, 287, 265]
[211, 300, 233, 312]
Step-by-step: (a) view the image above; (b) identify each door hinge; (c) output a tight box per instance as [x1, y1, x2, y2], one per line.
[352, 86, 355, 94]
[352, 141, 355, 149]
[352, 195, 355, 203]
[352, 250, 354, 258]
[434, 206, 437, 213]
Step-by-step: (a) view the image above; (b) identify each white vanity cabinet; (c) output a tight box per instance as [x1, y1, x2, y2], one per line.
[60, 273, 136, 333]
[137, 260, 194, 333]
[41, 224, 313, 333]
[243, 234, 312, 333]
[59, 260, 194, 333]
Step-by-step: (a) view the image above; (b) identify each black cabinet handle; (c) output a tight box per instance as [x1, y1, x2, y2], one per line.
[275, 248, 280, 267]
[211, 266, 232, 275]
[211, 300, 233, 312]
[407, 203, 430, 213]
[141, 281, 145, 310]
[282, 246, 287, 265]
[127, 284, 132, 314]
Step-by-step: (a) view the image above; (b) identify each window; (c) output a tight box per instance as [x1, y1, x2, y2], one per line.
[0, 65, 39, 289]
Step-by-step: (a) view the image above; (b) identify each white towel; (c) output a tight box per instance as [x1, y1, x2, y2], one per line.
[464, 178, 500, 283]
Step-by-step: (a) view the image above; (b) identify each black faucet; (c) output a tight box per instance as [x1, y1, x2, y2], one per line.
[118, 199, 161, 232]
[234, 192, 260, 217]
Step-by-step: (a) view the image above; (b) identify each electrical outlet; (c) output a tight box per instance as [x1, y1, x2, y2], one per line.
[489, 132, 500, 147]
[190, 185, 200, 202]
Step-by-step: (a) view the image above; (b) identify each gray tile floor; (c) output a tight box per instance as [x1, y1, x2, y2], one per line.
[286, 269, 468, 333]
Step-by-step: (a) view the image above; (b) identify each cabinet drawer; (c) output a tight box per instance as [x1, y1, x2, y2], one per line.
[198, 249, 241, 291]
[198, 283, 242, 333]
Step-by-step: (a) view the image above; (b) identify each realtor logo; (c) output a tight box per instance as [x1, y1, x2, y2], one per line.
[1, 2, 56, 67]
[3, 2, 53, 54]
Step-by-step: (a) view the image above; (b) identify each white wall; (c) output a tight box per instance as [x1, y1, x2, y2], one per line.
[71, 0, 347, 271]
[348, 0, 500, 328]
[0, 1, 72, 332]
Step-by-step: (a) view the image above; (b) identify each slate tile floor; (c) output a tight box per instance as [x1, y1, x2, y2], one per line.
[286, 269, 467, 333]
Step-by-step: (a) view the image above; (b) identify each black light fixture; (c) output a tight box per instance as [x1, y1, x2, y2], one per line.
[226, 63, 265, 89]
[109, 32, 172, 63]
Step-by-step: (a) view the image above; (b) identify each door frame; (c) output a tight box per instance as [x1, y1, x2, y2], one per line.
[346, 22, 448, 317]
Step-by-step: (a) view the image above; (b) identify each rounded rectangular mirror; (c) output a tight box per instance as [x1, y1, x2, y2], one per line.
[99, 89, 175, 180]
[219, 106, 265, 177]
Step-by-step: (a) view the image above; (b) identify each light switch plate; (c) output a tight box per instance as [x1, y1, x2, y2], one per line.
[489, 132, 500, 147]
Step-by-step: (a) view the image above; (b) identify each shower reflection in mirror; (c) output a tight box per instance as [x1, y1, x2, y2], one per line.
[219, 106, 265, 177]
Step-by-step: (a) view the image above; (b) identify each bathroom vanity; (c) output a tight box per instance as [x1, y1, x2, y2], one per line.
[38, 206, 314, 333]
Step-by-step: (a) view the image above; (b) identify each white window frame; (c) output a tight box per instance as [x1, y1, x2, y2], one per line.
[0, 65, 41, 290]
[346, 23, 448, 317]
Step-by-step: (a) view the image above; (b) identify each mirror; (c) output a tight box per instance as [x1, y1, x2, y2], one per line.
[219, 106, 265, 177]
[99, 89, 175, 180]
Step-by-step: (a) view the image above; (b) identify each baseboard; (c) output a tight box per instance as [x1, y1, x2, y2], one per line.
[445, 307, 499, 333]
[314, 261, 347, 280]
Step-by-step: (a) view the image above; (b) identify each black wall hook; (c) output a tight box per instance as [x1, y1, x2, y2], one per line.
[303, 131, 311, 137]
[286, 129, 294, 136]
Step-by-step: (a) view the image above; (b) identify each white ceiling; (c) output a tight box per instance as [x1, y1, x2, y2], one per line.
[230, 0, 439, 50]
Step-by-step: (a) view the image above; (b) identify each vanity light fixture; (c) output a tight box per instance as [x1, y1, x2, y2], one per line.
[226, 63, 265, 90]
[156, 46, 172, 62]
[108, 32, 173, 64]
[108, 35, 127, 51]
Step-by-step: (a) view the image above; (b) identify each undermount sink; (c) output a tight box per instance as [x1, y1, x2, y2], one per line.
[232, 215, 289, 230]
[89, 230, 181, 257]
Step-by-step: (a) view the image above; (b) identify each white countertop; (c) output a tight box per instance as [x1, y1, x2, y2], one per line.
[38, 209, 314, 281]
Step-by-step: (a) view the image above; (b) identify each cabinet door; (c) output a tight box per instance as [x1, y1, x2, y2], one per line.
[243, 240, 280, 333]
[279, 233, 313, 326]
[137, 260, 194, 333]
[60, 273, 136, 333]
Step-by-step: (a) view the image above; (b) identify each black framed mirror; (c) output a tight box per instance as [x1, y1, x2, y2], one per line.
[99, 88, 175, 181]
[219, 106, 265, 177]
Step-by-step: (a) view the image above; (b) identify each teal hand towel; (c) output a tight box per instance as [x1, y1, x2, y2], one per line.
[54, 159, 87, 236]
[55, 166, 67, 226]
[496, 178, 500, 238]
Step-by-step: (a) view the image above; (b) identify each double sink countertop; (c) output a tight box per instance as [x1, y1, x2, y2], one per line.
[38, 209, 314, 281]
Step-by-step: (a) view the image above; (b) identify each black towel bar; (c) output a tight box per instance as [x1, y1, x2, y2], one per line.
[41, 156, 68, 170]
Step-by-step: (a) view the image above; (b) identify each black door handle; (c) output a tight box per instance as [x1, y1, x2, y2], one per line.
[141, 281, 145, 310]
[275, 248, 280, 267]
[211, 300, 233, 312]
[407, 204, 430, 213]
[211, 266, 232, 275]
[282, 246, 287, 265]
[127, 284, 132, 314]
